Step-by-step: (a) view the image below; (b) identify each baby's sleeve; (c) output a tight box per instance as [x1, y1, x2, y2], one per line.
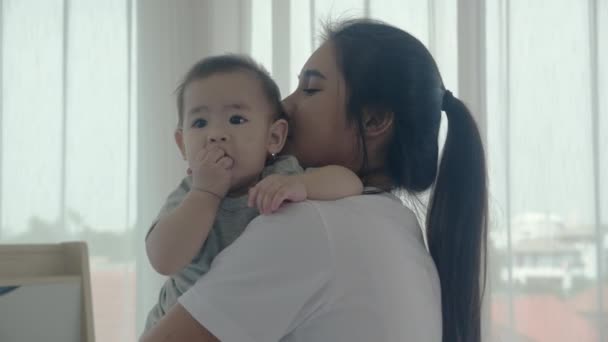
[145, 176, 192, 238]
[261, 155, 304, 178]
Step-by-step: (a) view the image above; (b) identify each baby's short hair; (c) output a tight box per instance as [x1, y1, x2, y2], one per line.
[175, 54, 285, 127]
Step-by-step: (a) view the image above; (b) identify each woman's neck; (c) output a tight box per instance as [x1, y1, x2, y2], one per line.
[361, 168, 394, 192]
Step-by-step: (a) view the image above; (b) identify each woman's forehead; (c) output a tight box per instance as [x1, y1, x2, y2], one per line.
[301, 42, 338, 78]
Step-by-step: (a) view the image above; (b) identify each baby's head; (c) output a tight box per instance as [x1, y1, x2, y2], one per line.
[174, 55, 289, 195]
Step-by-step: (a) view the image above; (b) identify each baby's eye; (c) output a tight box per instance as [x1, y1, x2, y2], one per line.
[191, 118, 207, 128]
[229, 115, 248, 125]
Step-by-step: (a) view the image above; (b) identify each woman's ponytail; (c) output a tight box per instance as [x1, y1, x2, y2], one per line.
[427, 91, 488, 342]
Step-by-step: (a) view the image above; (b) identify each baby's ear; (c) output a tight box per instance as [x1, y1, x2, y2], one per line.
[174, 129, 187, 160]
[267, 118, 288, 155]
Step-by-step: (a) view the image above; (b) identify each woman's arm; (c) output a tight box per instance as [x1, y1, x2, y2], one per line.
[145, 190, 221, 275]
[139, 304, 219, 342]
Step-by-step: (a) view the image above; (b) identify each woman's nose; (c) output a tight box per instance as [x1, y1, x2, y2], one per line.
[281, 95, 295, 118]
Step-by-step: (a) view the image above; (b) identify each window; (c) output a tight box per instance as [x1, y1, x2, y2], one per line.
[1, 0, 137, 340]
[486, 0, 607, 340]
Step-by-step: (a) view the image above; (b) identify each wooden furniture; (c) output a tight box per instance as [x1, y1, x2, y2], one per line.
[0, 242, 95, 342]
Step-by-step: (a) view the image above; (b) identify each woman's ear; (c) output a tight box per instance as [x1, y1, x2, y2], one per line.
[362, 108, 394, 138]
[174, 129, 187, 160]
[267, 118, 289, 155]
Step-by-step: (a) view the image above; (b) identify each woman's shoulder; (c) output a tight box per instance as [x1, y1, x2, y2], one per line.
[256, 200, 324, 219]
[245, 194, 420, 248]
[306, 194, 424, 244]
[246, 201, 330, 242]
[309, 192, 417, 222]
[263, 195, 410, 225]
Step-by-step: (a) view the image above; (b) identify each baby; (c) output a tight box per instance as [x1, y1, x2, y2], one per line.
[144, 54, 362, 329]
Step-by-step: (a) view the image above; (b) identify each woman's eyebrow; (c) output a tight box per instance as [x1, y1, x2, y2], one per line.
[299, 69, 327, 80]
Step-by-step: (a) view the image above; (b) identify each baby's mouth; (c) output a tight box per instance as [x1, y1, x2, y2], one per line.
[223, 151, 235, 165]
[212, 146, 234, 163]
[214, 146, 230, 157]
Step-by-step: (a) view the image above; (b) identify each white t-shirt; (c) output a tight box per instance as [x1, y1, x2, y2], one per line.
[178, 192, 442, 342]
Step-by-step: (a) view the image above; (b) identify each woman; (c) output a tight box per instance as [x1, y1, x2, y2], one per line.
[142, 19, 487, 342]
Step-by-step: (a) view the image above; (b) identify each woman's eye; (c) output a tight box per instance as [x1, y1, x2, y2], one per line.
[302, 88, 320, 95]
[229, 115, 248, 125]
[191, 119, 207, 128]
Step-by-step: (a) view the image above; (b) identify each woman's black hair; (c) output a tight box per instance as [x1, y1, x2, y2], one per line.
[325, 19, 488, 342]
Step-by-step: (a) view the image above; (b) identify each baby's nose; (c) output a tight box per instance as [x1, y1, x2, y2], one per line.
[207, 131, 229, 143]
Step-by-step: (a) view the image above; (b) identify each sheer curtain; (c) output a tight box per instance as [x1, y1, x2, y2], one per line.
[1, 0, 136, 340]
[1, 0, 605, 341]
[486, 1, 607, 341]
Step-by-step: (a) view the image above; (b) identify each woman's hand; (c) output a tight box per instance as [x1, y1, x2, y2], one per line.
[248, 174, 307, 214]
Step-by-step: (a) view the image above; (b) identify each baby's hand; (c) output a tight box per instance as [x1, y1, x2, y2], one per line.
[248, 174, 307, 214]
[190, 146, 233, 198]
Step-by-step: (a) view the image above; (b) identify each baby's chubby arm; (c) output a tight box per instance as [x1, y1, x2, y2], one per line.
[145, 146, 232, 275]
[248, 165, 363, 214]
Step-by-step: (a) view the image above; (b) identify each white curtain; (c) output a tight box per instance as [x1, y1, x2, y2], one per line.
[2, 0, 136, 340]
[1, 0, 605, 341]
[486, 1, 608, 341]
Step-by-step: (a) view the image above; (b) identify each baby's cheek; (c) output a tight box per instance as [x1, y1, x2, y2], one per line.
[186, 146, 202, 164]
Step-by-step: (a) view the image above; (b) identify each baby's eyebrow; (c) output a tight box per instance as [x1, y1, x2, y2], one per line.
[187, 103, 251, 116]
[223, 103, 251, 111]
[187, 105, 209, 116]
